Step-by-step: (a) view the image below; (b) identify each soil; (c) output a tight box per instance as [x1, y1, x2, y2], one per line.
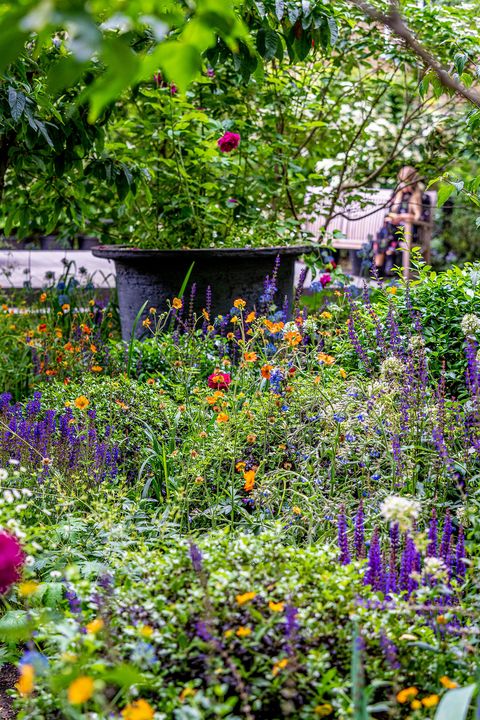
[0, 664, 18, 720]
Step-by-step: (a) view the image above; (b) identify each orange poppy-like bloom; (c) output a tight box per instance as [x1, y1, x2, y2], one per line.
[264, 319, 284, 334]
[284, 331, 302, 347]
[74, 396, 90, 410]
[216, 412, 229, 424]
[243, 469, 255, 491]
[16, 664, 34, 696]
[421, 695, 439, 708]
[272, 658, 288, 677]
[91, 365, 103, 373]
[236, 461, 246, 472]
[261, 363, 273, 379]
[39, 293, 47, 302]
[142, 318, 151, 328]
[37, 323, 47, 332]
[236, 626, 252, 637]
[45, 369, 57, 376]
[172, 297, 183, 310]
[318, 352, 335, 365]
[234, 298, 246, 310]
[244, 352, 258, 363]
[121, 698, 155, 719]
[68, 676, 94, 705]
[246, 311, 256, 323]
[440, 676, 458, 689]
[236, 591, 256, 605]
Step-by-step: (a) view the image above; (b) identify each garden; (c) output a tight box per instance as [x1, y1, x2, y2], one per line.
[0, 1, 480, 719]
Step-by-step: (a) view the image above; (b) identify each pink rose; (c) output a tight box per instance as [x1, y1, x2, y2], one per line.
[208, 372, 232, 390]
[217, 132, 241, 153]
[0, 531, 25, 594]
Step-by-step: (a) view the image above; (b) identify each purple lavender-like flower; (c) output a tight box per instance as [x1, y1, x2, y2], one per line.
[379, 631, 400, 670]
[455, 526, 466, 581]
[399, 535, 418, 596]
[284, 604, 299, 646]
[189, 543, 203, 573]
[338, 505, 351, 565]
[195, 620, 212, 642]
[386, 523, 399, 595]
[293, 267, 307, 313]
[365, 528, 383, 591]
[427, 508, 438, 557]
[440, 511, 452, 563]
[354, 502, 365, 560]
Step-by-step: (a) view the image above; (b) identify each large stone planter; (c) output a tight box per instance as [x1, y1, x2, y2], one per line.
[91, 245, 310, 340]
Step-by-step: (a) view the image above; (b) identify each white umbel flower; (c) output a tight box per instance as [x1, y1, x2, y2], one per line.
[380, 495, 421, 532]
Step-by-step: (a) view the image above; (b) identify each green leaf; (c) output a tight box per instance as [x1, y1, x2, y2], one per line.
[256, 29, 278, 61]
[149, 42, 202, 93]
[8, 87, 26, 122]
[88, 38, 140, 122]
[47, 57, 85, 94]
[434, 685, 475, 720]
[275, 0, 285, 21]
[0, 610, 33, 642]
[437, 183, 455, 207]
[103, 664, 146, 688]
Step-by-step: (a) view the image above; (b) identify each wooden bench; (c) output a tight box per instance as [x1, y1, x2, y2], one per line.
[303, 188, 436, 278]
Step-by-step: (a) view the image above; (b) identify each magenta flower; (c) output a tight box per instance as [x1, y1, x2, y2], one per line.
[0, 531, 25, 594]
[208, 371, 231, 390]
[319, 273, 332, 288]
[217, 131, 240, 153]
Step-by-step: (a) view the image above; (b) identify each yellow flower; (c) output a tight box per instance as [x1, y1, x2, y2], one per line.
[230, 315, 239, 324]
[74, 395, 90, 410]
[236, 591, 256, 605]
[68, 676, 94, 705]
[387, 286, 398, 294]
[234, 298, 246, 310]
[292, 506, 302, 515]
[16, 664, 34, 696]
[339, 368, 347, 379]
[172, 297, 183, 310]
[85, 618, 104, 634]
[18, 581, 38, 597]
[236, 626, 252, 637]
[224, 629, 234, 638]
[320, 311, 332, 319]
[142, 318, 151, 328]
[149, 307, 156, 314]
[62, 303, 70, 312]
[440, 676, 458, 689]
[396, 687, 418, 704]
[91, 365, 103, 373]
[436, 614, 448, 624]
[314, 704, 333, 717]
[246, 311, 256, 323]
[139, 625, 154, 638]
[121, 698, 155, 719]
[272, 658, 288, 676]
[411, 699, 422, 710]
[216, 412, 229, 424]
[268, 600, 285, 612]
[422, 695, 439, 708]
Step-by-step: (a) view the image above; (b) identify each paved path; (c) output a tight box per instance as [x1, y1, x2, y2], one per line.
[0, 250, 115, 288]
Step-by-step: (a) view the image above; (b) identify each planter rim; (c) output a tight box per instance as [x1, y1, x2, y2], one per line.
[92, 244, 312, 260]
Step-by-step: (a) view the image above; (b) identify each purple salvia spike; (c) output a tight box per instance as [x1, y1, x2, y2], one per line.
[354, 502, 365, 560]
[456, 526, 466, 581]
[427, 508, 438, 557]
[337, 505, 351, 565]
[365, 528, 383, 591]
[440, 510, 452, 562]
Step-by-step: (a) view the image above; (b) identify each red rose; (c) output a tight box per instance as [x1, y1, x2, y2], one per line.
[217, 132, 240, 153]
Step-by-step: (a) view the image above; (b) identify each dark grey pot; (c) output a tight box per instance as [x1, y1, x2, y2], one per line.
[92, 245, 310, 341]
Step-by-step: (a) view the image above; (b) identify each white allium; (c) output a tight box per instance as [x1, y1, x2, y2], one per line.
[380, 495, 421, 531]
[422, 557, 448, 580]
[380, 356, 405, 382]
[0, 468, 8, 481]
[461, 313, 480, 337]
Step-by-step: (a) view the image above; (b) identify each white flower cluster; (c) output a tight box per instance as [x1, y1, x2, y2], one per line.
[380, 355, 405, 382]
[380, 495, 421, 532]
[461, 313, 480, 337]
[422, 557, 448, 580]
[304, 317, 317, 335]
[282, 321, 298, 335]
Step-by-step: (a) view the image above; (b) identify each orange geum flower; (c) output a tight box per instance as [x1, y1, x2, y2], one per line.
[16, 664, 34, 696]
[236, 461, 246, 472]
[396, 687, 418, 704]
[261, 363, 273, 379]
[243, 469, 255, 491]
[149, 307, 157, 314]
[244, 352, 258, 363]
[246, 311, 256, 323]
[45, 369, 57, 376]
[61, 303, 70, 313]
[37, 323, 47, 332]
[91, 365, 103, 373]
[85, 618, 104, 634]
[320, 311, 332, 319]
[68, 676, 94, 705]
[284, 331, 302, 347]
[339, 368, 347, 379]
[236, 626, 252, 638]
[268, 601, 285, 612]
[142, 318, 151, 328]
[74, 396, 90, 410]
[172, 297, 183, 310]
[421, 695, 439, 708]
[121, 699, 155, 719]
[233, 298, 246, 310]
[246, 433, 257, 444]
[216, 412, 229, 424]
[146, 378, 155, 385]
[227, 332, 235, 340]
[440, 676, 458, 689]
[80, 323, 92, 335]
[318, 352, 335, 365]
[202, 309, 209, 321]
[39, 293, 47, 302]
[236, 591, 256, 605]
[64, 342, 74, 352]
[272, 658, 288, 677]
[90, 344, 97, 353]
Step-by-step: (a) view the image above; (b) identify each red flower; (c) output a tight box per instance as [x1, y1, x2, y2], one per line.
[217, 132, 240, 153]
[0, 532, 25, 594]
[319, 273, 332, 288]
[208, 371, 231, 390]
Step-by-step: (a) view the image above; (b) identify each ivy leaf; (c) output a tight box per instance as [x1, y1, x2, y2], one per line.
[8, 87, 26, 122]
